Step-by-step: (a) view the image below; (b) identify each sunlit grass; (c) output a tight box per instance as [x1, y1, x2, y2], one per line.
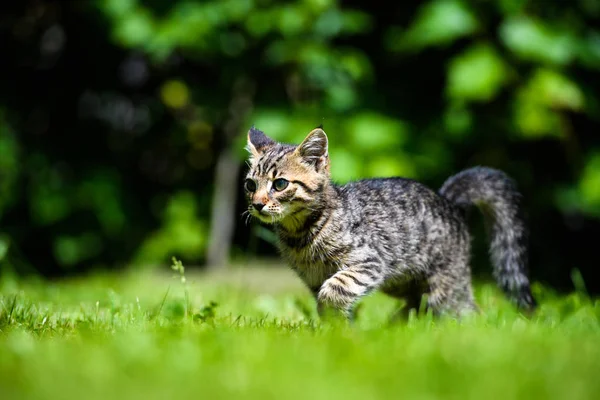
[0, 264, 599, 400]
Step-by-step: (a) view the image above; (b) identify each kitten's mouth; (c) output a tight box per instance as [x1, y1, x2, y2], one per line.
[251, 209, 282, 224]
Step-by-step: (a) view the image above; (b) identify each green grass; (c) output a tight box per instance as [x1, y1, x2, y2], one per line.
[1, 263, 599, 400]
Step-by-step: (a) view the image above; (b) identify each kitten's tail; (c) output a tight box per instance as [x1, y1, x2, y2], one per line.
[439, 166, 536, 311]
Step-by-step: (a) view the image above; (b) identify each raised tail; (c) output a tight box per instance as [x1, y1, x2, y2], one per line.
[439, 166, 536, 311]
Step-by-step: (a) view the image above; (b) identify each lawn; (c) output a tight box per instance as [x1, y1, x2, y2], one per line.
[1, 262, 599, 400]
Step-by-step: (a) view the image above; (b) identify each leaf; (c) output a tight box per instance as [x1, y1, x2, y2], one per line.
[447, 44, 509, 102]
[53, 233, 103, 268]
[513, 98, 561, 139]
[303, 0, 335, 13]
[499, 17, 578, 66]
[277, 6, 308, 36]
[387, 0, 478, 52]
[222, 0, 253, 22]
[314, 9, 344, 38]
[513, 68, 585, 139]
[496, 0, 527, 15]
[557, 153, 600, 219]
[345, 112, 408, 152]
[246, 11, 274, 38]
[329, 148, 361, 183]
[578, 31, 600, 69]
[0, 119, 20, 217]
[248, 110, 291, 142]
[134, 191, 206, 265]
[367, 156, 416, 179]
[326, 84, 357, 111]
[0, 235, 8, 261]
[101, 0, 137, 18]
[114, 10, 155, 48]
[444, 102, 473, 137]
[530, 69, 585, 111]
[579, 153, 600, 210]
[340, 10, 372, 35]
[339, 51, 372, 81]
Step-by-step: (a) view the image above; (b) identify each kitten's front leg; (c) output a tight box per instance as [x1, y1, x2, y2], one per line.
[317, 261, 383, 320]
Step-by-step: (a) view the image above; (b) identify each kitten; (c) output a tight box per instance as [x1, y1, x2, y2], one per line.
[244, 126, 536, 319]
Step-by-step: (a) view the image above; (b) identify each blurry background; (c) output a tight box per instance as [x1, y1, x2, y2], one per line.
[0, 0, 599, 293]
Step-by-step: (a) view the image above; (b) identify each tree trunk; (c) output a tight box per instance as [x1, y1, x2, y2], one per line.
[206, 148, 240, 268]
[205, 78, 255, 269]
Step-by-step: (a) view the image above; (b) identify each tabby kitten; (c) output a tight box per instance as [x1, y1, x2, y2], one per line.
[244, 126, 536, 319]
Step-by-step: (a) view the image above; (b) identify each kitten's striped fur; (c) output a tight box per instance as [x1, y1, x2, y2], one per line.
[244, 126, 536, 319]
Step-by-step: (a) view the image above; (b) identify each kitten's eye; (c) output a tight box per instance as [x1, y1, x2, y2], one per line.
[273, 178, 289, 191]
[245, 179, 257, 192]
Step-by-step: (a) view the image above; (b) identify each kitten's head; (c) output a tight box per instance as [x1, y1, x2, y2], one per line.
[244, 126, 330, 225]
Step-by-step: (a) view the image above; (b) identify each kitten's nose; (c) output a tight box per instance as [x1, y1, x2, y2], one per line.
[253, 203, 265, 212]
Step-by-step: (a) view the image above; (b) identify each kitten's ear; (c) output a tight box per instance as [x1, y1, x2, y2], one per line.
[246, 126, 275, 158]
[295, 127, 328, 170]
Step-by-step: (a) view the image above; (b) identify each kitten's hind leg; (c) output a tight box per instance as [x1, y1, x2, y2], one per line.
[317, 261, 383, 321]
[426, 256, 478, 317]
[382, 281, 426, 323]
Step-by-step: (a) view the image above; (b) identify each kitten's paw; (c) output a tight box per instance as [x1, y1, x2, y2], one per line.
[316, 282, 355, 322]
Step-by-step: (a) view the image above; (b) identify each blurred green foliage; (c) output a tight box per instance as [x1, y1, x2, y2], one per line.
[134, 191, 206, 266]
[0, 0, 599, 292]
[0, 112, 19, 217]
[385, 0, 480, 52]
